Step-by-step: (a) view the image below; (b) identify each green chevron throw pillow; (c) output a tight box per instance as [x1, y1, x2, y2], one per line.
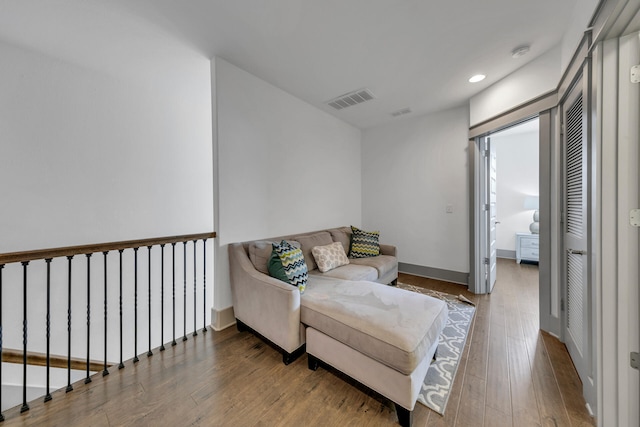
[272, 240, 308, 293]
[267, 249, 290, 283]
[349, 226, 380, 258]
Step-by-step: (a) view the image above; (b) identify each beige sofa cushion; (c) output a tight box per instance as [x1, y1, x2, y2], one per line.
[328, 226, 352, 255]
[295, 231, 333, 271]
[248, 241, 274, 274]
[249, 240, 299, 274]
[348, 255, 397, 279]
[309, 264, 378, 282]
[301, 276, 448, 375]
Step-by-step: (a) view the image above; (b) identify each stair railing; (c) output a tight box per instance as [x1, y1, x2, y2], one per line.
[0, 232, 215, 420]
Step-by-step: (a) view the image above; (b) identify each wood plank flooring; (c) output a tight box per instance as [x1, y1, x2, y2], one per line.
[3, 258, 595, 426]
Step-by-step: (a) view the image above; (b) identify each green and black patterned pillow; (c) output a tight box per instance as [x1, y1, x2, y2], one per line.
[349, 226, 380, 258]
[267, 250, 289, 283]
[271, 240, 308, 293]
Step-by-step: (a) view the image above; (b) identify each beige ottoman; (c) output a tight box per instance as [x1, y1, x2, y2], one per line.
[301, 277, 448, 427]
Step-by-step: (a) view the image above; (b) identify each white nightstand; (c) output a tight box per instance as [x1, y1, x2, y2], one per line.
[516, 232, 539, 263]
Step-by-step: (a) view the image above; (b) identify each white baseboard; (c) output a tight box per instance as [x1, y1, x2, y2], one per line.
[211, 306, 236, 331]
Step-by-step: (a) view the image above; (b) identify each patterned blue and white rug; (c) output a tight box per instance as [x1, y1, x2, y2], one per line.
[398, 283, 476, 415]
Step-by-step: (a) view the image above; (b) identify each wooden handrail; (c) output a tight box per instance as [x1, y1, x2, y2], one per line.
[0, 232, 216, 265]
[2, 349, 111, 372]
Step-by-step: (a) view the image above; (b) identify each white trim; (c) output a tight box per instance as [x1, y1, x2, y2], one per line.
[615, 31, 640, 427]
[211, 306, 236, 331]
[596, 30, 640, 427]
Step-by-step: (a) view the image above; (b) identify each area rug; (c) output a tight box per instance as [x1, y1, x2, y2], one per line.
[397, 283, 476, 415]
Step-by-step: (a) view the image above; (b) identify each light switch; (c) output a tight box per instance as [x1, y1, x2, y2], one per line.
[446, 204, 454, 213]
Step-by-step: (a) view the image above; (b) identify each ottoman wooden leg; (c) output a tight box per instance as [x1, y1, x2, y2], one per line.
[308, 354, 319, 371]
[236, 319, 248, 332]
[395, 404, 413, 427]
[283, 344, 306, 366]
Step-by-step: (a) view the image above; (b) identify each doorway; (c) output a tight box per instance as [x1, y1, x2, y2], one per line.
[475, 118, 540, 294]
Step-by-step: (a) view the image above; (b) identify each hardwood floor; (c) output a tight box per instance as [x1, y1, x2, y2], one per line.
[3, 258, 594, 426]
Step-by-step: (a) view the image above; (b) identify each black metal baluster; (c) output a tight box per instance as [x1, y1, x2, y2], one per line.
[103, 252, 109, 377]
[147, 246, 153, 357]
[66, 256, 73, 393]
[21, 261, 29, 413]
[193, 240, 197, 337]
[44, 258, 53, 402]
[133, 247, 139, 363]
[85, 254, 92, 384]
[118, 249, 124, 369]
[160, 244, 166, 351]
[183, 241, 187, 342]
[171, 243, 177, 346]
[0, 264, 5, 421]
[202, 239, 207, 334]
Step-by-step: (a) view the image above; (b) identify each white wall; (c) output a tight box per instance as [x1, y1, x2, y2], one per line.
[469, 45, 561, 126]
[361, 106, 469, 274]
[561, 0, 601, 71]
[492, 125, 539, 252]
[214, 58, 362, 311]
[0, 41, 214, 251]
[0, 39, 214, 361]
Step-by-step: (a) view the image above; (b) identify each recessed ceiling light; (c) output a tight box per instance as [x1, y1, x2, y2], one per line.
[468, 74, 486, 83]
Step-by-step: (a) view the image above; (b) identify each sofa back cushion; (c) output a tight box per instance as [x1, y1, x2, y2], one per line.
[328, 226, 352, 256]
[295, 231, 333, 271]
[248, 241, 273, 274]
[249, 240, 299, 274]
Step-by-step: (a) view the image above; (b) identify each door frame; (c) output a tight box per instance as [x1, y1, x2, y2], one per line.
[469, 100, 564, 359]
[469, 92, 557, 295]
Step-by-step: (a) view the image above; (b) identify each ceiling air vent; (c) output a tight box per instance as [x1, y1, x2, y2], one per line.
[391, 108, 412, 117]
[326, 88, 375, 110]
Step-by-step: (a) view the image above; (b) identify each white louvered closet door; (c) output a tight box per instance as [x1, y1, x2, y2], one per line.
[562, 79, 590, 387]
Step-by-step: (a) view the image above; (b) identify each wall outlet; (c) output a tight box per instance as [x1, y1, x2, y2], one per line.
[446, 204, 454, 213]
[631, 65, 640, 83]
[631, 209, 640, 227]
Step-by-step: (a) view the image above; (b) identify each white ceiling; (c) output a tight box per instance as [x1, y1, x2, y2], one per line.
[0, 0, 578, 129]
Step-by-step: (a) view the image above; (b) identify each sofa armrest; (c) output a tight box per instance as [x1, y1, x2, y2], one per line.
[228, 243, 304, 354]
[380, 244, 397, 258]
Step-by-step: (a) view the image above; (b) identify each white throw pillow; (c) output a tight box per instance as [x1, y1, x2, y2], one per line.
[311, 242, 350, 273]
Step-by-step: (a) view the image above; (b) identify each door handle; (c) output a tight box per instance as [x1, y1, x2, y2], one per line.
[567, 248, 587, 255]
[495, 221, 501, 224]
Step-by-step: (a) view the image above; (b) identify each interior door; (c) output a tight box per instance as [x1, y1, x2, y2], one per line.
[476, 135, 498, 294]
[479, 136, 498, 293]
[562, 77, 590, 389]
[488, 140, 497, 292]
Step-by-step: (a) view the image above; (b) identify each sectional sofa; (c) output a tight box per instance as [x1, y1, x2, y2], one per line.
[228, 226, 448, 426]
